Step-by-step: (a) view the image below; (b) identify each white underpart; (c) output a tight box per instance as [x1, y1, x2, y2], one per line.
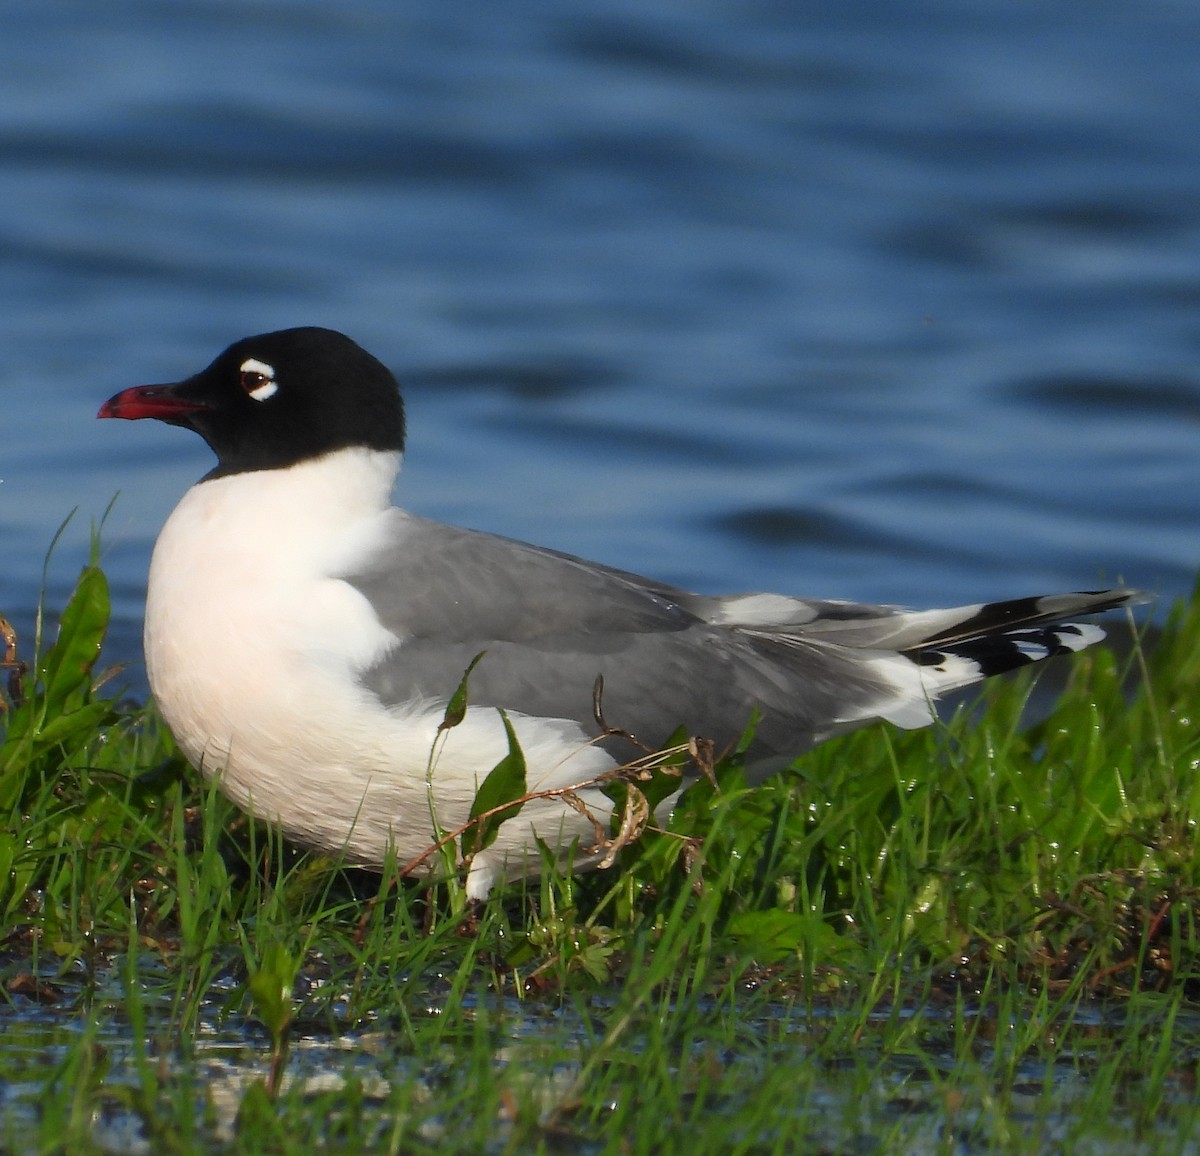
[145, 447, 617, 899]
[831, 652, 941, 730]
[837, 621, 1107, 731]
[239, 357, 279, 402]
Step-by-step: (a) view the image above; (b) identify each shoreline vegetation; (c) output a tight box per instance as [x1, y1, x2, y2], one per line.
[2, 554, 1199, 1153]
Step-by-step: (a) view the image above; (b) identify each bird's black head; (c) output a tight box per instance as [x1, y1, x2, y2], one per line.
[99, 327, 407, 478]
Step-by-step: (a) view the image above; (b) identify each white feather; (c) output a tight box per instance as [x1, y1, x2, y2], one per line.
[145, 447, 617, 890]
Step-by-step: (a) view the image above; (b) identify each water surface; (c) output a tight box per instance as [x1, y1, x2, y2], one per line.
[2, 2, 1198, 676]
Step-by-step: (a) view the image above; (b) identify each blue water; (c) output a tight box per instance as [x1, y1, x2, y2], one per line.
[2, 0, 1199, 679]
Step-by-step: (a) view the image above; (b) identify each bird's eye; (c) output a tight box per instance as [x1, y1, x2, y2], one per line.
[239, 357, 278, 402]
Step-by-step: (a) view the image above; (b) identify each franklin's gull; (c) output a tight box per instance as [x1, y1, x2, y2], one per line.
[98, 327, 1137, 895]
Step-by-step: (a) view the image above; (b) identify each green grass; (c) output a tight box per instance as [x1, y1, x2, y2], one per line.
[3, 557, 1200, 1153]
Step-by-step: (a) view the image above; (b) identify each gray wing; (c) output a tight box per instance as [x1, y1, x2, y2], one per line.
[342, 511, 910, 760]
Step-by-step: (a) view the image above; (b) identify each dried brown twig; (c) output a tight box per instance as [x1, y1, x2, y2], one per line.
[398, 677, 721, 882]
[352, 736, 709, 946]
[396, 738, 698, 882]
[0, 614, 27, 711]
[349, 677, 724, 946]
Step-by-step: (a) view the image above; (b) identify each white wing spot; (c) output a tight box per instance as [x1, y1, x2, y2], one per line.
[712, 593, 807, 627]
[240, 357, 279, 402]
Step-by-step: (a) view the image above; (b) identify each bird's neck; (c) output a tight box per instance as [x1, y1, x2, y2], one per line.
[161, 447, 402, 575]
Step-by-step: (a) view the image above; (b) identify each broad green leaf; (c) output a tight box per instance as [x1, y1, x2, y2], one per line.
[246, 942, 300, 1040]
[27, 701, 115, 750]
[438, 651, 486, 732]
[39, 566, 110, 711]
[725, 908, 846, 965]
[1, 702, 116, 788]
[462, 709, 527, 859]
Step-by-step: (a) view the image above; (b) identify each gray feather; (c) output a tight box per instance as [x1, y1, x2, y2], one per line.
[345, 510, 1137, 769]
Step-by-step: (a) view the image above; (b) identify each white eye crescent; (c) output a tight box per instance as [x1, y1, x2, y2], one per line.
[239, 357, 278, 402]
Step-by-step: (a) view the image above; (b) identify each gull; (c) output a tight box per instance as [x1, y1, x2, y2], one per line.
[99, 327, 1137, 895]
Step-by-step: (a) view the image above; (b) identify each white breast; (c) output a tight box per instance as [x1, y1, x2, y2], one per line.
[144, 447, 618, 894]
